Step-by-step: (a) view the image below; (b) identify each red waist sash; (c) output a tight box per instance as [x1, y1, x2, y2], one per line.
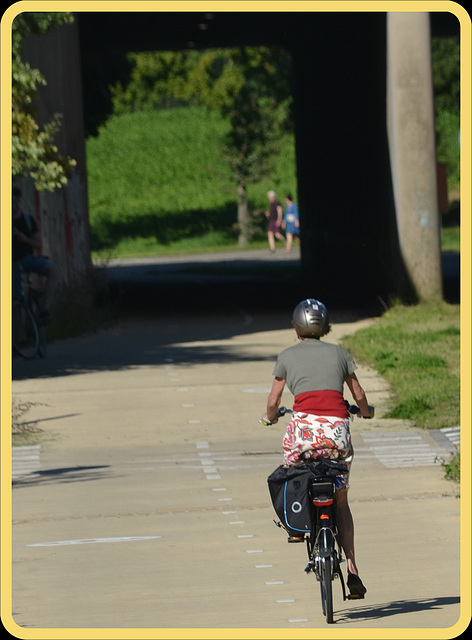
[293, 390, 348, 418]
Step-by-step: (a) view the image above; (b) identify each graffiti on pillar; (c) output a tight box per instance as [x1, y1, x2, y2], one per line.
[28, 176, 91, 291]
[413, 177, 434, 231]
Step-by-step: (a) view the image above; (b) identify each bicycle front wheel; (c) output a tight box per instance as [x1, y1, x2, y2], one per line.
[13, 304, 39, 359]
[319, 556, 334, 624]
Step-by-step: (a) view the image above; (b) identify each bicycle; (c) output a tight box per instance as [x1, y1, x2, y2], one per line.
[12, 275, 48, 359]
[264, 403, 374, 624]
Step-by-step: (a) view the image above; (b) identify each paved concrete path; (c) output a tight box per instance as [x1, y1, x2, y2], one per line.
[8, 252, 464, 636]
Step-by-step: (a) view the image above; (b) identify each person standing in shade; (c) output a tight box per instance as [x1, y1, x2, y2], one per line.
[12, 186, 57, 323]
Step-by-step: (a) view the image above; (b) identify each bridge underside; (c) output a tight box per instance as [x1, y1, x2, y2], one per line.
[78, 11, 459, 306]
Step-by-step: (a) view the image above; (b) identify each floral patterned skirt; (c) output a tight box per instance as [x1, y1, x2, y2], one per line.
[282, 412, 354, 489]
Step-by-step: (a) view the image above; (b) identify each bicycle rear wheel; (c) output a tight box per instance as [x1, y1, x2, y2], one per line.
[319, 556, 334, 624]
[29, 291, 47, 358]
[13, 303, 39, 359]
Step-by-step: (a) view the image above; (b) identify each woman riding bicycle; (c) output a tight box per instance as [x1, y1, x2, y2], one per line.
[261, 298, 373, 597]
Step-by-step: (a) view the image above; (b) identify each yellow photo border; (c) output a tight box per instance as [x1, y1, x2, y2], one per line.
[1, 2, 470, 639]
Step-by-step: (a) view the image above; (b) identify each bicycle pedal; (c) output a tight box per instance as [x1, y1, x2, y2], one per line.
[347, 594, 365, 600]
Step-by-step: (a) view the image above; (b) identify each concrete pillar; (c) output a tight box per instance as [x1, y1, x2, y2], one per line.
[387, 12, 443, 302]
[291, 13, 403, 307]
[21, 18, 92, 289]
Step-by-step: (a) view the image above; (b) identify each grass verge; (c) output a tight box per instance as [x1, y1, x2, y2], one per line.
[341, 302, 460, 429]
[341, 302, 460, 481]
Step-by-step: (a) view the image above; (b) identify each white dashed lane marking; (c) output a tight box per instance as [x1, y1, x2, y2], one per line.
[194, 441, 308, 624]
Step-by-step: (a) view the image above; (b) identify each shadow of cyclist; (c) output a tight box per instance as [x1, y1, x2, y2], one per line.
[335, 595, 460, 624]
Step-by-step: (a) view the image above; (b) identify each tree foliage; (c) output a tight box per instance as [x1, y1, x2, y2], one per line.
[111, 50, 199, 112]
[185, 48, 292, 183]
[112, 47, 292, 183]
[12, 12, 76, 191]
[111, 47, 293, 244]
[432, 36, 460, 192]
[432, 37, 460, 115]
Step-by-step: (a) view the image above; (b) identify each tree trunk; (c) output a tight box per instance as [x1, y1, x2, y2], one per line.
[387, 12, 443, 302]
[237, 181, 250, 246]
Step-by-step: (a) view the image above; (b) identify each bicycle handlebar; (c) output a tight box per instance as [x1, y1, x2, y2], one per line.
[346, 404, 375, 418]
[260, 403, 374, 425]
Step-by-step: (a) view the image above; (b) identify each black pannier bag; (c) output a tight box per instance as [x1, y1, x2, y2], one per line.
[267, 465, 314, 535]
[267, 460, 349, 536]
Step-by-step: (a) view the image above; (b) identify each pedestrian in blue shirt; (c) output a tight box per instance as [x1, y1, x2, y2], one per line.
[282, 193, 300, 253]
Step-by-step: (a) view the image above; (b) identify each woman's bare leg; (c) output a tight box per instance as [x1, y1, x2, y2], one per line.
[336, 489, 359, 575]
[286, 233, 293, 252]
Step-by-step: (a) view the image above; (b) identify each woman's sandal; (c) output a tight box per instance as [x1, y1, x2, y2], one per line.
[347, 573, 367, 598]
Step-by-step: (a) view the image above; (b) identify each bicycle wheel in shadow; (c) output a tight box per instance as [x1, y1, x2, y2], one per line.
[13, 302, 39, 359]
[29, 290, 48, 358]
[37, 320, 47, 357]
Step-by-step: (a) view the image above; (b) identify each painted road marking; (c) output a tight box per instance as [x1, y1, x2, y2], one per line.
[277, 599, 295, 603]
[28, 536, 162, 547]
[289, 618, 308, 623]
[439, 426, 460, 448]
[361, 431, 449, 468]
[12, 445, 41, 479]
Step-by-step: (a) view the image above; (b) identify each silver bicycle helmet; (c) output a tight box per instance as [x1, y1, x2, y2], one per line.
[292, 298, 330, 338]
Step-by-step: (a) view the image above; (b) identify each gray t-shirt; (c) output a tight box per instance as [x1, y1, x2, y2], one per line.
[272, 339, 357, 397]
